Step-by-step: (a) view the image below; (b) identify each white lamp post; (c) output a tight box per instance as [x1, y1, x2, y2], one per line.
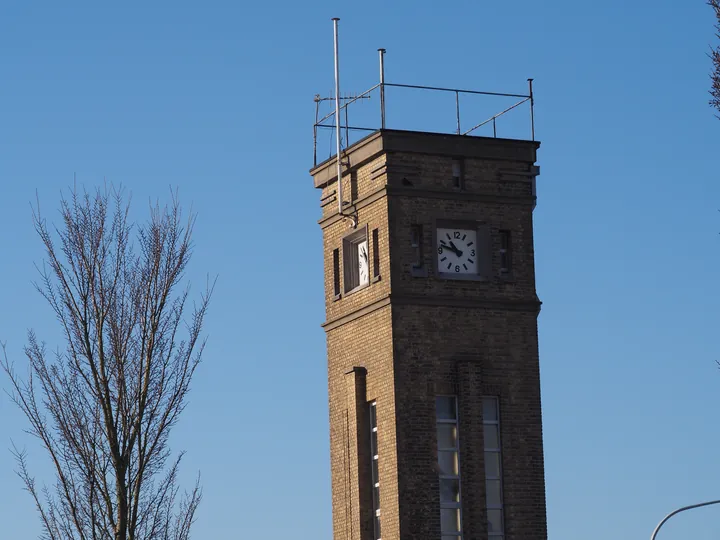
[650, 499, 720, 540]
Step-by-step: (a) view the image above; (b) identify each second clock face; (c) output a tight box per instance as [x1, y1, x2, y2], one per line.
[437, 228, 478, 275]
[358, 240, 369, 286]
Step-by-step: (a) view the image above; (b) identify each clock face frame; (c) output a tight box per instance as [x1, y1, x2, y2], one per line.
[436, 227, 478, 275]
[342, 225, 370, 294]
[434, 220, 487, 280]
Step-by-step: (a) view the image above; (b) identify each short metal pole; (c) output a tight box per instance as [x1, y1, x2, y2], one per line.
[455, 91, 460, 134]
[493, 117, 497, 138]
[650, 499, 720, 540]
[528, 78, 535, 141]
[378, 48, 386, 129]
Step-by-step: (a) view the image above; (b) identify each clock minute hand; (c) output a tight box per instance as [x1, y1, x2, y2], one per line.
[440, 240, 459, 256]
[448, 240, 463, 257]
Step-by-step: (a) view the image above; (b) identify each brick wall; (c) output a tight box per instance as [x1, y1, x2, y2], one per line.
[312, 130, 547, 540]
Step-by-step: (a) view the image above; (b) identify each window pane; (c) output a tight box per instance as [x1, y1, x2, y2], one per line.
[436, 396, 456, 420]
[373, 484, 380, 505]
[440, 478, 460, 503]
[374, 515, 381, 539]
[438, 451, 458, 476]
[483, 397, 498, 422]
[484, 451, 501, 478]
[371, 429, 378, 457]
[440, 508, 461, 533]
[486, 479, 502, 507]
[487, 509, 504, 533]
[437, 424, 457, 449]
[372, 457, 378, 481]
[369, 403, 377, 428]
[484, 424, 499, 450]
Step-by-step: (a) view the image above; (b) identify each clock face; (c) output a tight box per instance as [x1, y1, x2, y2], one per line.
[437, 228, 478, 274]
[358, 240, 369, 286]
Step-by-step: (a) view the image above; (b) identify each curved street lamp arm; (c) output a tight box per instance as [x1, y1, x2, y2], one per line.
[650, 499, 720, 540]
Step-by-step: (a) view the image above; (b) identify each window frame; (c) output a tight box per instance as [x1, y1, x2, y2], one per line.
[483, 396, 505, 539]
[436, 395, 463, 540]
[369, 401, 381, 540]
[342, 226, 369, 294]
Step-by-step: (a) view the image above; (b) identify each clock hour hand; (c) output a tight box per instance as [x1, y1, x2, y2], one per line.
[440, 240, 462, 257]
[449, 241, 463, 258]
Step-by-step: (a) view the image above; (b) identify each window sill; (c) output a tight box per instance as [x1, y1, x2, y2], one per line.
[411, 266, 428, 277]
[344, 283, 370, 297]
[498, 272, 515, 282]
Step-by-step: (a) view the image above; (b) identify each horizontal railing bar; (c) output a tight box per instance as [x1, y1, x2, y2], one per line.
[316, 123, 377, 132]
[316, 83, 381, 125]
[463, 97, 530, 136]
[315, 95, 372, 102]
[384, 82, 529, 99]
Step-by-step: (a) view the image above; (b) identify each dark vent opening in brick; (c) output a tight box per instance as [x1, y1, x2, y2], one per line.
[372, 228, 380, 279]
[411, 225, 423, 269]
[499, 230, 512, 274]
[452, 158, 464, 189]
[332, 248, 341, 298]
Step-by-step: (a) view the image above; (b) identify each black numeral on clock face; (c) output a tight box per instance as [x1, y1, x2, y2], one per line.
[454, 231, 461, 239]
[455, 265, 460, 272]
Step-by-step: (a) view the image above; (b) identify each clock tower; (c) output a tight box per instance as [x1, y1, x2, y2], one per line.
[311, 87, 546, 540]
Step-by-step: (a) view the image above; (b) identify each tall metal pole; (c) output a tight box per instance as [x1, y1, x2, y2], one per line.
[332, 18, 343, 216]
[378, 48, 386, 129]
[528, 78, 535, 141]
[650, 499, 720, 540]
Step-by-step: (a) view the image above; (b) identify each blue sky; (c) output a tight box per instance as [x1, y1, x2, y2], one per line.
[1, 1, 719, 538]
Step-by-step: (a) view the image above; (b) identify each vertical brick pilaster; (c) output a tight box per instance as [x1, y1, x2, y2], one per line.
[457, 359, 485, 540]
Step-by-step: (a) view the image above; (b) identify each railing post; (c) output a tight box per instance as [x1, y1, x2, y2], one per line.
[345, 105, 349, 150]
[313, 95, 320, 166]
[378, 48, 386, 129]
[528, 78, 535, 141]
[493, 117, 497, 138]
[455, 91, 460, 134]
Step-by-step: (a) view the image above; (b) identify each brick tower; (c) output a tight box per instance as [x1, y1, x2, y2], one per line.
[311, 128, 546, 540]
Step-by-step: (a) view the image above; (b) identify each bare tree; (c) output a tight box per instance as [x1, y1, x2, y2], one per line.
[2, 186, 213, 540]
[711, 0, 720, 114]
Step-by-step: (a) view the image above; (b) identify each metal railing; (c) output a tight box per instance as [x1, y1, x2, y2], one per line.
[312, 48, 536, 167]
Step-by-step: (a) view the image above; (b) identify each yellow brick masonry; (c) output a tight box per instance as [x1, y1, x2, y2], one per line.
[312, 130, 547, 540]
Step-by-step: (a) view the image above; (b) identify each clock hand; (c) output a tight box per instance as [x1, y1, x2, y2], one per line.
[440, 240, 460, 256]
[449, 241, 463, 257]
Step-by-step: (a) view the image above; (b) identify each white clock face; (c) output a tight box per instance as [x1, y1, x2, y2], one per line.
[358, 240, 369, 286]
[437, 228, 478, 274]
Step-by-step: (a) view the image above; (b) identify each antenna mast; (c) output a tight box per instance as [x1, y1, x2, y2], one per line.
[332, 17, 343, 216]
